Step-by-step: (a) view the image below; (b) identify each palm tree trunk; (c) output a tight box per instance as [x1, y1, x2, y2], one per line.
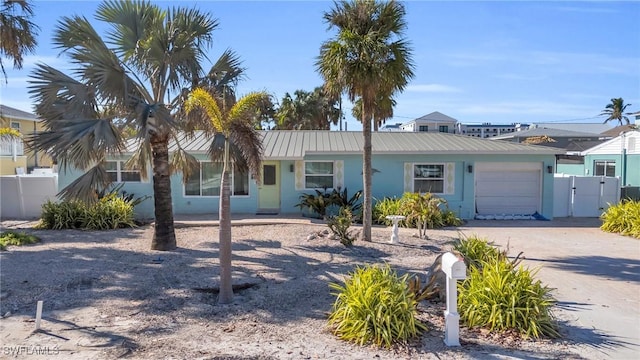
[150, 134, 177, 251]
[218, 139, 234, 304]
[361, 103, 373, 242]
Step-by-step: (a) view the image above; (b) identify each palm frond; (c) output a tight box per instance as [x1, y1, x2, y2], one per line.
[184, 88, 224, 132]
[57, 163, 112, 203]
[170, 145, 200, 183]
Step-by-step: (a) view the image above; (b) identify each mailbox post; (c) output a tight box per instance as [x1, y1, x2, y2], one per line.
[441, 252, 467, 346]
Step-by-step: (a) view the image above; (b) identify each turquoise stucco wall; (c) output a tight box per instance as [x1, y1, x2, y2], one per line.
[58, 153, 557, 220]
[584, 154, 640, 187]
[556, 164, 585, 176]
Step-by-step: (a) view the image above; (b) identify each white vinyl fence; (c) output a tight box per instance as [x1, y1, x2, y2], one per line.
[0, 175, 58, 220]
[554, 175, 620, 218]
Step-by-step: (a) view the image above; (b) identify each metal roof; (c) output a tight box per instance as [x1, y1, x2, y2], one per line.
[409, 111, 458, 123]
[492, 127, 602, 140]
[140, 130, 561, 158]
[0, 104, 38, 121]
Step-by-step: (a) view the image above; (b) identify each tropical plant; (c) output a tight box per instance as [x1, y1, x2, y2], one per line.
[26, 0, 244, 251]
[327, 207, 359, 247]
[317, 0, 414, 241]
[600, 98, 632, 126]
[38, 190, 141, 230]
[295, 187, 362, 219]
[275, 87, 340, 130]
[600, 199, 640, 239]
[372, 193, 462, 235]
[184, 87, 269, 304]
[0, 0, 38, 81]
[458, 257, 560, 339]
[328, 263, 427, 348]
[0, 230, 40, 251]
[453, 235, 503, 270]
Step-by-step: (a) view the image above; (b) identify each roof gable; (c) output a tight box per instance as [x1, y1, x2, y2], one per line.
[412, 111, 458, 123]
[0, 104, 38, 122]
[582, 130, 640, 155]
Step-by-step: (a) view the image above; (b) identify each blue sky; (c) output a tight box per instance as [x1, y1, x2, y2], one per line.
[1, 0, 639, 131]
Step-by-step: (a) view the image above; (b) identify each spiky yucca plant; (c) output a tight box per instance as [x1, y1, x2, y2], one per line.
[601, 200, 640, 239]
[328, 264, 427, 348]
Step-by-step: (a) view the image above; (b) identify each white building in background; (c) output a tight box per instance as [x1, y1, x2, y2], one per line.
[457, 123, 529, 138]
[400, 111, 457, 133]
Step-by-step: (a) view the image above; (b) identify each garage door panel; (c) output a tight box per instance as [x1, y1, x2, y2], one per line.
[475, 163, 542, 216]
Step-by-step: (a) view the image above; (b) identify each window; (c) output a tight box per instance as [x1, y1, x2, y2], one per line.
[418, 125, 428, 132]
[185, 161, 249, 197]
[438, 125, 449, 133]
[106, 161, 142, 182]
[10, 121, 20, 130]
[304, 161, 334, 189]
[594, 160, 615, 177]
[413, 164, 444, 194]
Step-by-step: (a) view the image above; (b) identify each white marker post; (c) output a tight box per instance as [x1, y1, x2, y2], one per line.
[441, 252, 467, 346]
[35, 300, 43, 331]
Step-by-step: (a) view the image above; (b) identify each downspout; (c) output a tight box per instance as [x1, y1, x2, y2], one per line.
[33, 121, 39, 168]
[621, 132, 627, 186]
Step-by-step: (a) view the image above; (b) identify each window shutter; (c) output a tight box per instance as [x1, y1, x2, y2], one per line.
[294, 160, 304, 190]
[403, 163, 412, 193]
[445, 162, 455, 194]
[334, 160, 344, 189]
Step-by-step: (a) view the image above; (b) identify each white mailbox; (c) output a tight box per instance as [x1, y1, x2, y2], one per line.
[442, 252, 466, 280]
[441, 252, 467, 347]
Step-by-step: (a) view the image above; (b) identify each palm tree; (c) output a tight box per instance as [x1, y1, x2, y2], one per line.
[184, 88, 269, 304]
[275, 87, 339, 130]
[27, 0, 231, 251]
[352, 95, 396, 131]
[317, 0, 414, 241]
[0, 0, 38, 81]
[601, 98, 632, 126]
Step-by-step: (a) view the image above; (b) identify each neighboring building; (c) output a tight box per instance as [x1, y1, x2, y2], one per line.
[458, 123, 528, 138]
[491, 127, 603, 149]
[0, 105, 54, 175]
[580, 130, 640, 187]
[400, 112, 457, 133]
[379, 123, 404, 131]
[59, 131, 561, 220]
[529, 122, 613, 134]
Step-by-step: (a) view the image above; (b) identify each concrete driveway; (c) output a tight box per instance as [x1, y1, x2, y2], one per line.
[432, 217, 640, 359]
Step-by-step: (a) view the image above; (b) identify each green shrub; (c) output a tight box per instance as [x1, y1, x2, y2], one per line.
[327, 207, 359, 247]
[453, 235, 503, 270]
[296, 187, 362, 219]
[372, 192, 462, 236]
[328, 264, 427, 348]
[458, 257, 559, 339]
[38, 192, 139, 230]
[0, 231, 41, 250]
[601, 200, 640, 239]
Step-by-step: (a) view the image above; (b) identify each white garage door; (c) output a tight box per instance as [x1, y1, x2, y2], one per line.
[475, 162, 542, 216]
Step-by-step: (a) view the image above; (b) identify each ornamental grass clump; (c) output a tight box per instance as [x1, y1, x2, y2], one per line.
[600, 200, 640, 239]
[454, 236, 560, 339]
[0, 231, 40, 251]
[328, 264, 427, 348]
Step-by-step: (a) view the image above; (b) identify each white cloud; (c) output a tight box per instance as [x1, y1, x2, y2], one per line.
[406, 84, 462, 93]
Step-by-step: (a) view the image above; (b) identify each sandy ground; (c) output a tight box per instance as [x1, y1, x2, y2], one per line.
[0, 220, 609, 359]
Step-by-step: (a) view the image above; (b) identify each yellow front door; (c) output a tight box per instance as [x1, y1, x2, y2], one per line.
[258, 161, 280, 211]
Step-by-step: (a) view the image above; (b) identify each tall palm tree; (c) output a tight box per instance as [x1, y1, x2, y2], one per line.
[601, 98, 632, 126]
[27, 0, 228, 251]
[352, 94, 396, 131]
[317, 0, 414, 241]
[0, 0, 38, 81]
[184, 88, 269, 304]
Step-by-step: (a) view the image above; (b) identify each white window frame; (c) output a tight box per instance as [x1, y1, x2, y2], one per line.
[412, 163, 446, 194]
[594, 160, 616, 177]
[10, 121, 20, 130]
[106, 160, 143, 183]
[304, 161, 335, 190]
[184, 161, 250, 197]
